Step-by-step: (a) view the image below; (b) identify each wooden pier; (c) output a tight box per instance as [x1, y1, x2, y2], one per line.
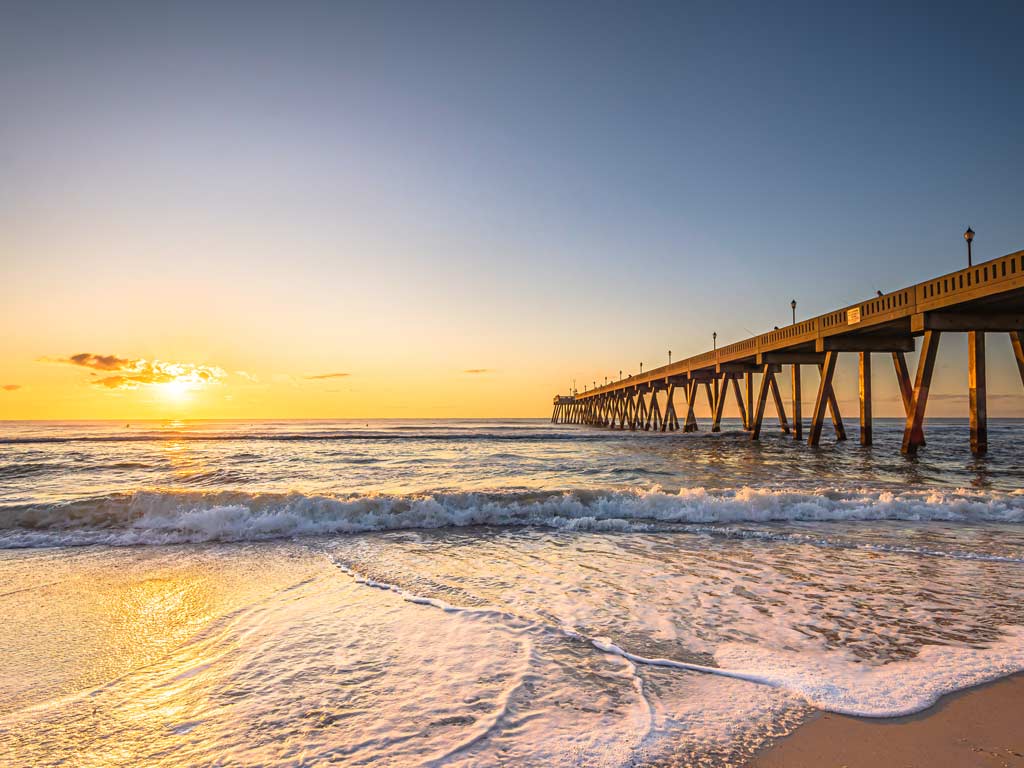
[552, 249, 1024, 456]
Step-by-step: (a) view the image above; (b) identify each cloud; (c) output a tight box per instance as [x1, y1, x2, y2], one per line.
[2, 384, 21, 392]
[463, 369, 493, 374]
[305, 372, 350, 380]
[63, 353, 133, 371]
[47, 352, 226, 391]
[235, 370, 259, 383]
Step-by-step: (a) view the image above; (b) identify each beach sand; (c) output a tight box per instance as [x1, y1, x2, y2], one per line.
[749, 673, 1024, 768]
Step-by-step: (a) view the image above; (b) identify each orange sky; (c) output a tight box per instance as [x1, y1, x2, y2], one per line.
[2, 222, 1022, 420]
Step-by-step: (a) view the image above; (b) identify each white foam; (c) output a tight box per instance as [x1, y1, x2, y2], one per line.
[333, 556, 1024, 720]
[713, 630, 1024, 717]
[592, 631, 1024, 718]
[3, 486, 1023, 548]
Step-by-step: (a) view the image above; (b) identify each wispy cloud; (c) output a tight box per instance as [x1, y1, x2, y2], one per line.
[46, 352, 226, 391]
[235, 370, 259, 383]
[463, 369, 493, 374]
[62, 353, 133, 371]
[305, 372, 350, 380]
[2, 384, 21, 392]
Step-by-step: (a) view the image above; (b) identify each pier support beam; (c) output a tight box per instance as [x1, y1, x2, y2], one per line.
[1010, 331, 1024, 389]
[821, 363, 847, 441]
[791, 365, 802, 440]
[744, 373, 754, 430]
[891, 351, 921, 445]
[968, 331, 987, 456]
[662, 383, 678, 431]
[712, 375, 727, 432]
[808, 352, 838, 447]
[901, 330, 941, 455]
[768, 374, 790, 433]
[647, 388, 662, 430]
[731, 376, 748, 431]
[712, 374, 743, 432]
[859, 352, 872, 446]
[710, 379, 721, 431]
[892, 352, 913, 413]
[635, 389, 649, 431]
[750, 365, 773, 440]
[684, 381, 699, 432]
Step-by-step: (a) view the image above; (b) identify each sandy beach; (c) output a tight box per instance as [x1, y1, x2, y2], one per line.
[750, 673, 1024, 768]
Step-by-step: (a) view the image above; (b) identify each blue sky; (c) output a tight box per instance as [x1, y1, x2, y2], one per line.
[2, 1, 1022, 417]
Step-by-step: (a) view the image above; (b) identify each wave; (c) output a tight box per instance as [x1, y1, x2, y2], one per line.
[0, 462, 67, 479]
[2, 486, 1023, 549]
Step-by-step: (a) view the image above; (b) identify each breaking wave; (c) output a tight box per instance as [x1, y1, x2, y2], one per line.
[2, 486, 1024, 549]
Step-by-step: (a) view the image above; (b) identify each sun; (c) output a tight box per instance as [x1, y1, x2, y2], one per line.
[158, 379, 192, 402]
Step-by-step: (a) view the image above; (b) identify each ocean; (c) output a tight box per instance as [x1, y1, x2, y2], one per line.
[2, 418, 1023, 767]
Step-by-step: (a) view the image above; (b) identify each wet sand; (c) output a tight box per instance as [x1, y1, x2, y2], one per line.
[749, 673, 1024, 768]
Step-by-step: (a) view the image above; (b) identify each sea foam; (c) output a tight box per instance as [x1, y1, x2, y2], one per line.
[2, 486, 1023, 548]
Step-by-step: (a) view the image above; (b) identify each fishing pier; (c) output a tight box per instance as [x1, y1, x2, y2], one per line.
[552, 248, 1024, 456]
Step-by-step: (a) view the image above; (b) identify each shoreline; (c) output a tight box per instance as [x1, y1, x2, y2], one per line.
[748, 671, 1024, 767]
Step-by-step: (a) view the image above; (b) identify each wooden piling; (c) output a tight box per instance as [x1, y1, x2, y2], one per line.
[744, 373, 754, 430]
[711, 378, 721, 432]
[901, 330, 940, 455]
[750, 366, 772, 440]
[731, 376, 748, 431]
[890, 351, 920, 444]
[712, 375, 730, 432]
[662, 383, 676, 432]
[822, 364, 847, 441]
[809, 352, 838, 446]
[968, 331, 987, 455]
[791, 365, 802, 440]
[859, 352, 872, 446]
[1011, 331, 1024, 388]
[768, 373, 790, 433]
[684, 381, 699, 432]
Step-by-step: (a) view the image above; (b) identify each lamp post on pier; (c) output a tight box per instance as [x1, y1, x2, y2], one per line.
[965, 227, 974, 267]
[639, 362, 643, 374]
[712, 332, 717, 350]
[668, 350, 672, 365]
[791, 299, 797, 325]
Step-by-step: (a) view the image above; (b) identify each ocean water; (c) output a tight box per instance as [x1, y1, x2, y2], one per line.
[2, 418, 1024, 767]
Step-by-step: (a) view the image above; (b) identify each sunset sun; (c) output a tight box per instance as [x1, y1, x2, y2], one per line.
[157, 379, 191, 402]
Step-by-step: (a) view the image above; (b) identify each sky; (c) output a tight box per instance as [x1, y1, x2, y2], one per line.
[1, 0, 1022, 419]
